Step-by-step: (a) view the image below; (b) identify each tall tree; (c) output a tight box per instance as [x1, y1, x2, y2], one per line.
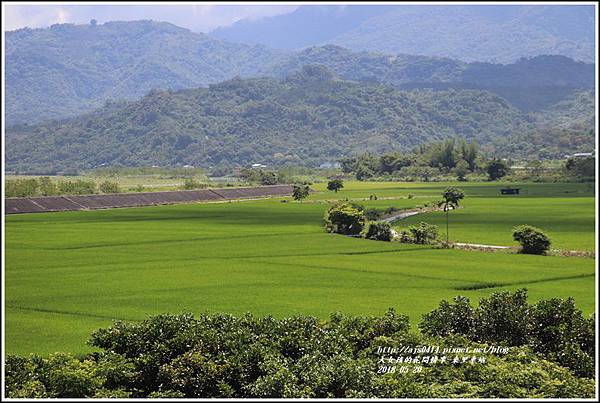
[459, 139, 479, 171]
[440, 187, 465, 243]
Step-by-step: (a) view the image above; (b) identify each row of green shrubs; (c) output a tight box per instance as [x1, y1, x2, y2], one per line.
[5, 290, 594, 398]
[5, 177, 122, 197]
[5, 176, 221, 196]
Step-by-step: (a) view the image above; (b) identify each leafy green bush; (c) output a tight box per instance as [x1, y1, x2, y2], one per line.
[363, 221, 393, 241]
[384, 206, 399, 215]
[57, 179, 97, 195]
[419, 289, 595, 378]
[38, 177, 58, 196]
[487, 159, 510, 180]
[98, 181, 121, 194]
[528, 298, 595, 377]
[5, 178, 39, 197]
[326, 179, 344, 192]
[419, 296, 474, 337]
[512, 225, 551, 254]
[364, 209, 383, 221]
[292, 184, 310, 201]
[399, 222, 439, 244]
[324, 203, 366, 235]
[5, 177, 97, 197]
[182, 178, 207, 190]
[473, 289, 530, 346]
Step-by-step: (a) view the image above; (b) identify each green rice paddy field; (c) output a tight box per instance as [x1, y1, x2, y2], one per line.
[4, 181, 596, 355]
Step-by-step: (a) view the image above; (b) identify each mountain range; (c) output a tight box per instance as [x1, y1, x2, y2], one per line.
[213, 5, 596, 63]
[5, 20, 284, 126]
[4, 15, 596, 171]
[6, 20, 595, 126]
[6, 66, 595, 172]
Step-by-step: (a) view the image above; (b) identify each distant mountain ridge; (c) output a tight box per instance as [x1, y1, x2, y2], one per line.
[213, 4, 596, 63]
[6, 20, 595, 126]
[264, 46, 594, 112]
[5, 20, 287, 126]
[6, 67, 594, 172]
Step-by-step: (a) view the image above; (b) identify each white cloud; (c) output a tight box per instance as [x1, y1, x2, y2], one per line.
[2, 3, 298, 33]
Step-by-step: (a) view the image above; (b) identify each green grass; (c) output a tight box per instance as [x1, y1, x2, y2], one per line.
[382, 182, 595, 251]
[5, 181, 595, 355]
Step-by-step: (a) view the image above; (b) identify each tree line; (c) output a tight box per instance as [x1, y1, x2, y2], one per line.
[5, 177, 121, 198]
[339, 139, 594, 182]
[339, 138, 512, 181]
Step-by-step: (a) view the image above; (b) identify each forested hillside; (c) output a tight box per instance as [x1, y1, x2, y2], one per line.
[6, 20, 594, 125]
[534, 90, 595, 130]
[6, 67, 541, 172]
[5, 20, 286, 126]
[266, 46, 594, 112]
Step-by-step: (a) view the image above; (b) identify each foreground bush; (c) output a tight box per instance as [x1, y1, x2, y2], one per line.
[420, 289, 595, 378]
[5, 302, 594, 398]
[512, 225, 551, 254]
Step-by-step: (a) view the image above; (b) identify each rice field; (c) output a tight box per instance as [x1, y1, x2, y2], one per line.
[4, 181, 595, 355]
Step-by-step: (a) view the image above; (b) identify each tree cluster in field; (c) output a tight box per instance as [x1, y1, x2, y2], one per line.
[323, 187, 557, 253]
[323, 202, 442, 245]
[5, 290, 594, 398]
[5, 177, 121, 197]
[341, 139, 595, 183]
[238, 168, 290, 186]
[489, 156, 595, 183]
[420, 289, 595, 378]
[323, 186, 463, 244]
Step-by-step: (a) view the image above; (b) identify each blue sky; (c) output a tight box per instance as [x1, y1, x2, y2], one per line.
[3, 3, 299, 32]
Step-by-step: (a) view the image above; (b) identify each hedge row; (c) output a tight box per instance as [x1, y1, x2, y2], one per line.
[5, 290, 595, 398]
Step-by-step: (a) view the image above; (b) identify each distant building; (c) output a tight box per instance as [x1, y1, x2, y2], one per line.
[319, 162, 341, 169]
[251, 163, 267, 169]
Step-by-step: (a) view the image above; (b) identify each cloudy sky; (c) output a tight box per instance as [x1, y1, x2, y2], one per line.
[3, 2, 299, 32]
